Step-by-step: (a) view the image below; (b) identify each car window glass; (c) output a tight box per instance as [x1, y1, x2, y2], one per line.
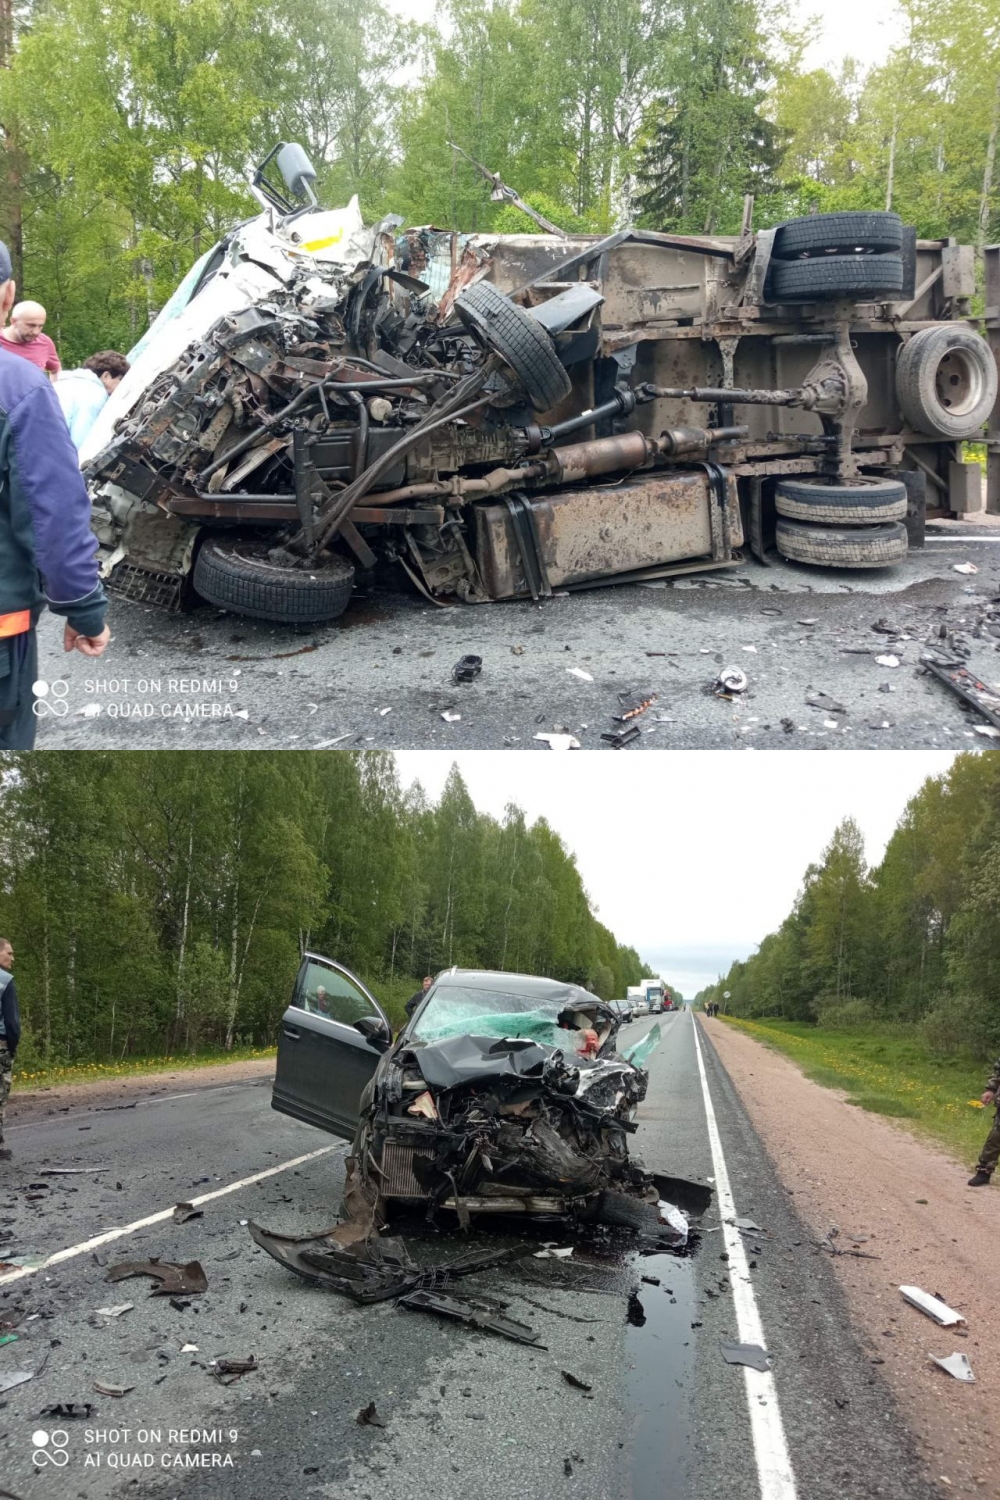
[295, 961, 379, 1026]
[411, 983, 581, 1045]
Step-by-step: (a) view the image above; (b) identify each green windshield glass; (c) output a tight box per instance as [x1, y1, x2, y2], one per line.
[411, 985, 571, 1045]
[622, 1024, 661, 1070]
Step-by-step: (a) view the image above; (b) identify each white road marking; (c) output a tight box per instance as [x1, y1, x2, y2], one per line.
[6, 1078, 272, 1131]
[0, 1143, 341, 1286]
[691, 1014, 798, 1500]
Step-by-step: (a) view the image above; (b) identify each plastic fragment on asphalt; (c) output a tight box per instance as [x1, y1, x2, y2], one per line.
[357, 1401, 387, 1427]
[561, 1370, 593, 1392]
[399, 1289, 545, 1348]
[314, 734, 352, 748]
[93, 1380, 135, 1397]
[212, 1355, 259, 1384]
[713, 666, 747, 695]
[733, 1217, 762, 1233]
[38, 1167, 109, 1175]
[720, 1341, 770, 1371]
[974, 725, 1000, 738]
[953, 562, 978, 574]
[900, 1286, 966, 1326]
[93, 1303, 134, 1318]
[533, 1246, 573, 1259]
[453, 655, 482, 683]
[40, 1401, 92, 1419]
[0, 1368, 38, 1392]
[534, 733, 580, 750]
[657, 1201, 689, 1246]
[180, 1342, 200, 1353]
[875, 655, 900, 668]
[106, 1258, 208, 1297]
[566, 667, 594, 682]
[0, 1333, 17, 1346]
[172, 1201, 204, 1224]
[930, 1352, 975, 1382]
[440, 711, 462, 722]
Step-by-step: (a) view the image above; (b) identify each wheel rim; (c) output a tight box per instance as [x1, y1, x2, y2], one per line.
[934, 347, 985, 418]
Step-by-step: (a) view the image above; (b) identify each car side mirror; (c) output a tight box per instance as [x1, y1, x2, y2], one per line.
[276, 142, 318, 204]
[354, 1015, 391, 1051]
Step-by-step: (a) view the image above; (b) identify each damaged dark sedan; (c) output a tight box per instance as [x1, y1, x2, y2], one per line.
[270, 957, 699, 1246]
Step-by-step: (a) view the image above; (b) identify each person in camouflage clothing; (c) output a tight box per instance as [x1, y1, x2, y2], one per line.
[0, 938, 21, 1161]
[968, 1056, 1000, 1186]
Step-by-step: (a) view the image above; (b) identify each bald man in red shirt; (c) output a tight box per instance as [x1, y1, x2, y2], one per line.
[0, 301, 61, 378]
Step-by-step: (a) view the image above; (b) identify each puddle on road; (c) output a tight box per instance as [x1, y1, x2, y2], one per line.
[625, 1248, 697, 1500]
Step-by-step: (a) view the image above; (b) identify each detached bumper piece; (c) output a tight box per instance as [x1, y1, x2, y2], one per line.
[399, 1289, 546, 1348]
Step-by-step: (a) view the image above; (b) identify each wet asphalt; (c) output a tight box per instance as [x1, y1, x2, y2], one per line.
[31, 526, 1000, 752]
[0, 1015, 937, 1500]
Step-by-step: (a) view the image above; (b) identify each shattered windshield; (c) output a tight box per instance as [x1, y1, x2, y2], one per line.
[411, 984, 571, 1046]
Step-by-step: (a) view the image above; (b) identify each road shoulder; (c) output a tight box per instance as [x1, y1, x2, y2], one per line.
[702, 1014, 1000, 1499]
[7, 1055, 275, 1124]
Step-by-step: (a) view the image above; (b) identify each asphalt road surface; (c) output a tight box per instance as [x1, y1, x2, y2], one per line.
[0, 1014, 936, 1500]
[31, 521, 1000, 751]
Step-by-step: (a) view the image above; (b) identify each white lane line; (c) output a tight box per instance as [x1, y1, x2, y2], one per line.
[7, 1078, 273, 1131]
[0, 1143, 341, 1286]
[691, 1014, 798, 1500]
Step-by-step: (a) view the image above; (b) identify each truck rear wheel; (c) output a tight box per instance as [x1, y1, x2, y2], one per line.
[895, 324, 998, 440]
[776, 518, 908, 569]
[775, 476, 908, 524]
[772, 211, 903, 259]
[769, 253, 904, 302]
[193, 537, 356, 623]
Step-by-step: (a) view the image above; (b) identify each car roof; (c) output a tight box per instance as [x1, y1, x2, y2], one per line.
[435, 969, 597, 1002]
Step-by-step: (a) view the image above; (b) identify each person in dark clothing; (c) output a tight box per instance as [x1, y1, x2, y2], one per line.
[0, 238, 110, 749]
[404, 975, 434, 1020]
[0, 938, 21, 1161]
[968, 1055, 1000, 1185]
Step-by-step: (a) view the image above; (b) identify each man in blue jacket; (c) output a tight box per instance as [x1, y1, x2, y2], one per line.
[0, 239, 110, 749]
[0, 938, 20, 1161]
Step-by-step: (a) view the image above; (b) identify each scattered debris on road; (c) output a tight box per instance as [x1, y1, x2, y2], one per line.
[601, 727, 641, 749]
[92, 1303, 134, 1319]
[930, 1352, 976, 1382]
[453, 655, 482, 683]
[534, 732, 581, 750]
[713, 666, 748, 697]
[356, 1401, 387, 1428]
[37, 1167, 110, 1176]
[39, 1402, 92, 1420]
[106, 1258, 209, 1297]
[172, 1201, 204, 1224]
[921, 657, 1000, 731]
[93, 1380, 135, 1398]
[720, 1341, 771, 1372]
[212, 1355, 259, 1385]
[399, 1288, 545, 1347]
[561, 1370, 593, 1392]
[899, 1286, 966, 1326]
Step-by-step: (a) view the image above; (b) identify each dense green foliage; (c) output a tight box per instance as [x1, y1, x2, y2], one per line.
[0, 0, 997, 363]
[0, 751, 647, 1066]
[698, 753, 1000, 1060]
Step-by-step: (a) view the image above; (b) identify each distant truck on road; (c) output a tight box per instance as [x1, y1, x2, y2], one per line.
[629, 980, 665, 1013]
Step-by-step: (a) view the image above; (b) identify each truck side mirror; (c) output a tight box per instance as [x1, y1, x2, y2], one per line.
[276, 142, 318, 204]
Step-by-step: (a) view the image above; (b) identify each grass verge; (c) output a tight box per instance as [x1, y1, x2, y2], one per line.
[11, 1044, 276, 1093]
[719, 1017, 991, 1164]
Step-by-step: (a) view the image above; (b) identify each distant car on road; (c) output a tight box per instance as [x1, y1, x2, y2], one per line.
[610, 998, 634, 1023]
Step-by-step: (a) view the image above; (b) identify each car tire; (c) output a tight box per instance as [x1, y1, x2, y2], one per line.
[769, 253, 904, 302]
[895, 324, 998, 439]
[454, 280, 573, 412]
[774, 476, 908, 524]
[776, 518, 908, 569]
[193, 537, 356, 623]
[773, 211, 903, 259]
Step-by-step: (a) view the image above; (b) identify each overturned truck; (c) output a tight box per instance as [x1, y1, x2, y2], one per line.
[83, 143, 999, 624]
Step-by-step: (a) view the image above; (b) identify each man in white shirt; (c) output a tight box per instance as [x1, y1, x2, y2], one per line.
[56, 350, 129, 449]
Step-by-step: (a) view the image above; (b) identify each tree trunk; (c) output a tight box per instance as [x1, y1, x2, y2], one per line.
[978, 74, 1000, 250]
[886, 109, 898, 211]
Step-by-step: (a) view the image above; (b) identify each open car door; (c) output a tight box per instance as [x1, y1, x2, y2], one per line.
[272, 953, 391, 1139]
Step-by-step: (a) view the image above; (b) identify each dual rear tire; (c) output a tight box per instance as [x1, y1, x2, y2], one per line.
[774, 476, 908, 570]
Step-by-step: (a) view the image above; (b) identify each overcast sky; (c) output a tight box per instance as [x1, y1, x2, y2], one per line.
[393, 751, 958, 996]
[385, 0, 902, 76]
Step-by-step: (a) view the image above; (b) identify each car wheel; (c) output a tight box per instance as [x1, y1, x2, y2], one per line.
[193, 537, 356, 623]
[769, 253, 904, 302]
[895, 324, 998, 440]
[776, 518, 908, 569]
[772, 211, 903, 259]
[454, 280, 573, 412]
[774, 476, 908, 525]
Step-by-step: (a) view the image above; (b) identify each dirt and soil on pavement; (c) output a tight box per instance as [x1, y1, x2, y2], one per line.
[704, 1013, 999, 1498]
